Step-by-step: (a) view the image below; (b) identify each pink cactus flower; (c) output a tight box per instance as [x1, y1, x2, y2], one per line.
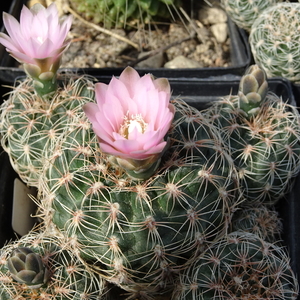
[0, 3, 72, 77]
[83, 67, 175, 178]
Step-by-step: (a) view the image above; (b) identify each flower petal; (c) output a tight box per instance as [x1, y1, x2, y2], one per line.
[118, 66, 141, 98]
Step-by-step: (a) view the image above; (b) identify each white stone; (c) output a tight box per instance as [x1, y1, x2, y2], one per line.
[198, 7, 228, 25]
[211, 23, 228, 43]
[164, 55, 202, 69]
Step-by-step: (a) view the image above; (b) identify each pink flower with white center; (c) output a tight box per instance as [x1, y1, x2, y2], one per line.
[83, 66, 175, 179]
[0, 3, 72, 79]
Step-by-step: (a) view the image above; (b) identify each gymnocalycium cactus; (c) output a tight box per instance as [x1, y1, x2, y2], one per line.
[71, 0, 182, 29]
[231, 204, 282, 243]
[38, 67, 238, 296]
[0, 3, 94, 187]
[220, 0, 280, 32]
[7, 247, 50, 289]
[0, 75, 95, 187]
[249, 2, 300, 82]
[0, 230, 104, 300]
[204, 65, 300, 205]
[173, 231, 299, 300]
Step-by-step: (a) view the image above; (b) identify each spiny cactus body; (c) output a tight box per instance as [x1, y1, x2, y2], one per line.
[0, 75, 95, 187]
[71, 0, 181, 28]
[249, 2, 300, 82]
[173, 231, 299, 300]
[231, 204, 282, 243]
[0, 231, 104, 300]
[204, 65, 300, 205]
[220, 0, 279, 31]
[37, 97, 238, 294]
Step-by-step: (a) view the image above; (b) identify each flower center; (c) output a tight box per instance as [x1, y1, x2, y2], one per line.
[119, 113, 148, 139]
[36, 36, 46, 45]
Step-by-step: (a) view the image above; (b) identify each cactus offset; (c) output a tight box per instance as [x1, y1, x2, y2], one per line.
[249, 2, 300, 81]
[173, 231, 299, 300]
[204, 65, 300, 205]
[0, 230, 104, 300]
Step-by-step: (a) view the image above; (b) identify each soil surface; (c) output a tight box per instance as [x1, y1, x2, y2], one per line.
[47, 0, 232, 70]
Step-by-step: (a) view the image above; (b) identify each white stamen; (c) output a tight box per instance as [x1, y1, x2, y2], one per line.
[119, 113, 148, 138]
[37, 36, 45, 44]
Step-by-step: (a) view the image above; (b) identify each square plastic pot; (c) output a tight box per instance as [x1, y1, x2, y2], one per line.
[0, 0, 252, 84]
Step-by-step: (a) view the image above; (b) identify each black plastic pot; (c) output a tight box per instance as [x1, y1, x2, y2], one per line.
[0, 148, 17, 246]
[0, 1, 252, 84]
[0, 76, 298, 299]
[0, 1, 12, 27]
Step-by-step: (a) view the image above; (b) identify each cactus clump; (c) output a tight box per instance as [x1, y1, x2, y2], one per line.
[204, 65, 300, 205]
[0, 231, 104, 300]
[71, 0, 181, 29]
[220, 0, 279, 31]
[249, 2, 300, 81]
[173, 231, 299, 300]
[0, 75, 95, 187]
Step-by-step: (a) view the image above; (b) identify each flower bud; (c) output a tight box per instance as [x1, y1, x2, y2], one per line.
[0, 3, 72, 96]
[238, 64, 268, 118]
[7, 247, 50, 289]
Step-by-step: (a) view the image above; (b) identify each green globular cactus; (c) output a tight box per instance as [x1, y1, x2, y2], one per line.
[0, 231, 104, 300]
[71, 0, 181, 28]
[249, 2, 300, 82]
[203, 65, 300, 205]
[231, 204, 282, 243]
[173, 231, 299, 300]
[0, 74, 95, 187]
[220, 0, 280, 32]
[37, 98, 238, 296]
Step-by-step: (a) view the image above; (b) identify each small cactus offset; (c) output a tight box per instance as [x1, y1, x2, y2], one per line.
[204, 65, 300, 205]
[0, 231, 105, 300]
[249, 2, 300, 82]
[220, 0, 280, 31]
[173, 231, 299, 300]
[7, 247, 50, 289]
[231, 204, 282, 243]
[70, 0, 182, 28]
